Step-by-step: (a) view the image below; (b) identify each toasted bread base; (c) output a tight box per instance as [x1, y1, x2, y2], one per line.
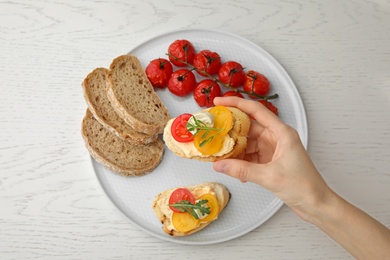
[152, 182, 231, 236]
[163, 107, 250, 162]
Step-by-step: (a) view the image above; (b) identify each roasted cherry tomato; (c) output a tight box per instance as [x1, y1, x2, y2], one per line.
[259, 100, 279, 116]
[194, 129, 224, 155]
[168, 39, 196, 67]
[193, 79, 221, 108]
[169, 188, 196, 213]
[222, 90, 244, 98]
[243, 70, 270, 97]
[168, 69, 196, 96]
[145, 58, 173, 89]
[193, 50, 222, 76]
[171, 113, 194, 142]
[197, 193, 220, 222]
[172, 212, 200, 232]
[208, 106, 233, 136]
[218, 61, 245, 88]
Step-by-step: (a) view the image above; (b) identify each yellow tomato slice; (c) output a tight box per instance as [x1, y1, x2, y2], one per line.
[172, 212, 200, 233]
[197, 193, 220, 222]
[208, 106, 233, 136]
[194, 129, 224, 155]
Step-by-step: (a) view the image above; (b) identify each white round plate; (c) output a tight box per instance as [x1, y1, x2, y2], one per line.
[92, 29, 307, 245]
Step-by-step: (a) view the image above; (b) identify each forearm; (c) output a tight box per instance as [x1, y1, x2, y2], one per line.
[308, 190, 390, 259]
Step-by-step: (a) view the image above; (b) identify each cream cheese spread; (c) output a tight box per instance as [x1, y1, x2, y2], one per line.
[164, 118, 234, 158]
[187, 112, 214, 135]
[157, 186, 215, 231]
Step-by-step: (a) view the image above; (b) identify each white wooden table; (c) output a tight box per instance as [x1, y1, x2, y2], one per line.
[1, 0, 389, 259]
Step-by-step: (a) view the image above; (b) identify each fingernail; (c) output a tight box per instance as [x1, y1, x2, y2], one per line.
[214, 161, 226, 173]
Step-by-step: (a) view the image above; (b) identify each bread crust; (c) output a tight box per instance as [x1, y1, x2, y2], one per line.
[106, 55, 170, 135]
[163, 107, 250, 161]
[81, 109, 164, 176]
[82, 67, 158, 144]
[152, 182, 231, 236]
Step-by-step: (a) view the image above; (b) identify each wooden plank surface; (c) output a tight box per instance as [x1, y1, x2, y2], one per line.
[1, 0, 389, 259]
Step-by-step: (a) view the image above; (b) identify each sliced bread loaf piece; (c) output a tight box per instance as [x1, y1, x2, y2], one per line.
[106, 55, 170, 135]
[81, 109, 164, 176]
[82, 67, 157, 144]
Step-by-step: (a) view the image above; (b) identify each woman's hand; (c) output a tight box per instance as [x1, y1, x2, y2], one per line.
[213, 96, 330, 221]
[213, 97, 390, 259]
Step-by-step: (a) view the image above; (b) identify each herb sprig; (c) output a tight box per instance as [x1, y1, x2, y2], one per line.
[186, 117, 224, 147]
[169, 199, 210, 219]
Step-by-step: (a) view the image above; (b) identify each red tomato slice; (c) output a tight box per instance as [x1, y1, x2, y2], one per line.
[171, 113, 194, 142]
[169, 188, 196, 213]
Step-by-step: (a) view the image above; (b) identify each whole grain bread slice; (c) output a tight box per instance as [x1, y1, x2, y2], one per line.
[82, 67, 157, 144]
[81, 109, 164, 176]
[106, 55, 170, 135]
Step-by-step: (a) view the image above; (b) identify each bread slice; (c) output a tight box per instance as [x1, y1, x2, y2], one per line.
[81, 109, 164, 176]
[106, 55, 170, 135]
[163, 107, 250, 162]
[82, 67, 158, 144]
[152, 182, 230, 236]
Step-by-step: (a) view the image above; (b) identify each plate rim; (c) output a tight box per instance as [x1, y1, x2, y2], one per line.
[92, 28, 307, 245]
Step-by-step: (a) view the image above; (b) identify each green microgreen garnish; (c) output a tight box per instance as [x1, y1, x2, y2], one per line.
[186, 117, 225, 147]
[169, 199, 210, 219]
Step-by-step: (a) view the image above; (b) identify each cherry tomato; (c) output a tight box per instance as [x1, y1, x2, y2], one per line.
[197, 193, 220, 222]
[222, 91, 244, 98]
[243, 70, 270, 98]
[168, 39, 195, 67]
[193, 106, 233, 155]
[218, 61, 245, 88]
[193, 50, 221, 76]
[194, 129, 224, 155]
[208, 106, 233, 136]
[169, 188, 196, 213]
[168, 69, 196, 96]
[259, 100, 279, 116]
[172, 212, 200, 232]
[193, 79, 221, 108]
[145, 58, 173, 89]
[171, 113, 194, 142]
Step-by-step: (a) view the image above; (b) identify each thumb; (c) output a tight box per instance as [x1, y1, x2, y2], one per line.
[213, 159, 266, 184]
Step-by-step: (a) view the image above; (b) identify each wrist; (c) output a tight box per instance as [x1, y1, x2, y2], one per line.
[291, 183, 339, 226]
[301, 187, 390, 259]
[304, 188, 342, 227]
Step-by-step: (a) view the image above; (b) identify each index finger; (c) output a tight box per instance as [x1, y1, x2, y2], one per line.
[213, 96, 282, 128]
